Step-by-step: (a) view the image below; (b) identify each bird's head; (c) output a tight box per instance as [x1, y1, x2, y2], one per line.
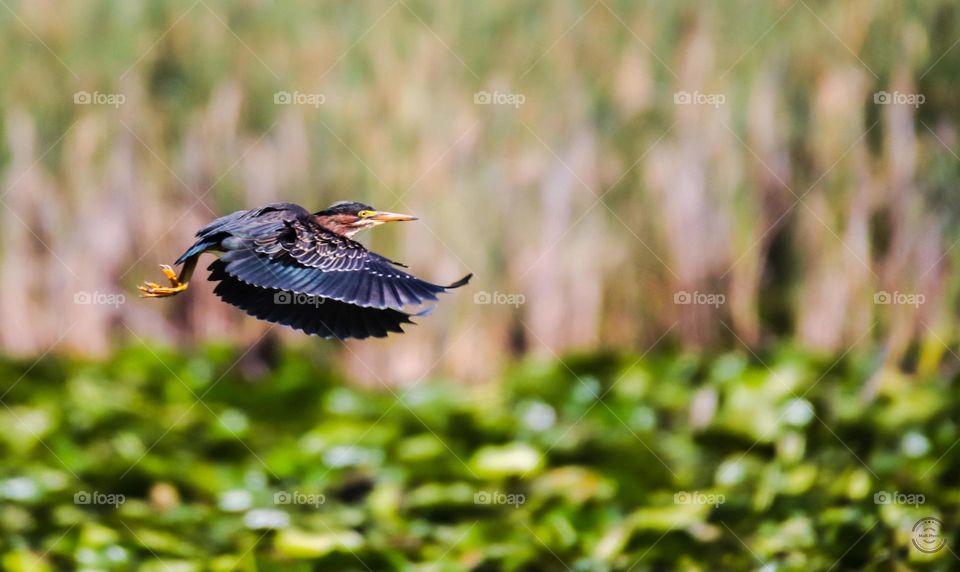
[313, 201, 418, 237]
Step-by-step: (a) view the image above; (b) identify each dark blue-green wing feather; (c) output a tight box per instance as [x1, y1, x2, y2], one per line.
[208, 260, 414, 339]
[175, 202, 471, 312]
[217, 216, 470, 311]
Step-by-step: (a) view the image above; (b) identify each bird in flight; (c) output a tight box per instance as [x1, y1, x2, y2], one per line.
[139, 201, 472, 339]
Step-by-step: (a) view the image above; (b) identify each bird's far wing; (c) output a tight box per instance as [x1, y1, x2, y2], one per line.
[219, 216, 471, 311]
[175, 203, 310, 265]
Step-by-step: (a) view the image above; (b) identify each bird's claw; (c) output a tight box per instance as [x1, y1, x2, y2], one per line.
[159, 264, 178, 282]
[139, 264, 188, 298]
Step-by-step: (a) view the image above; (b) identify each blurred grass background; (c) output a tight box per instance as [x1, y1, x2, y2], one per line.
[2, 0, 958, 376]
[2, 0, 960, 569]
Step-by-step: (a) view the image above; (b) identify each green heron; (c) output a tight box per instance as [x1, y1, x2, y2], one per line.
[139, 201, 472, 339]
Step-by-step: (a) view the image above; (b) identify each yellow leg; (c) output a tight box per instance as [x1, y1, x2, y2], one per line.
[139, 264, 190, 298]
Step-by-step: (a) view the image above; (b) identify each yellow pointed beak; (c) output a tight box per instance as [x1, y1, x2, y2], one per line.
[371, 211, 418, 222]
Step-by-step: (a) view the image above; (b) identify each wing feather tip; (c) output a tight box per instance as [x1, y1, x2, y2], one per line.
[446, 273, 473, 289]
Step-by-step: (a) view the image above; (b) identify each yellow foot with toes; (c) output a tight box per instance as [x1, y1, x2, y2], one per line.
[139, 264, 189, 298]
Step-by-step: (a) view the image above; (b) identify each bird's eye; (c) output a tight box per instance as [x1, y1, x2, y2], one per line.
[357, 210, 376, 218]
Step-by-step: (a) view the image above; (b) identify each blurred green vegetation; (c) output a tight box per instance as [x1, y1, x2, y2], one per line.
[0, 345, 956, 570]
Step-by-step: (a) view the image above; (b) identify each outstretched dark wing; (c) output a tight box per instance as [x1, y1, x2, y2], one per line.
[208, 260, 417, 339]
[213, 215, 470, 311]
